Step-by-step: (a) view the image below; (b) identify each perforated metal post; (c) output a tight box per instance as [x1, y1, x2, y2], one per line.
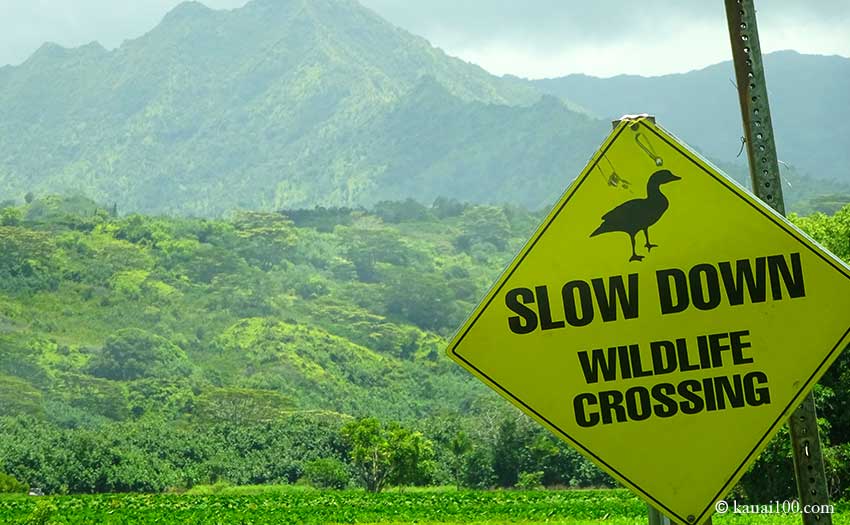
[724, 2, 833, 523]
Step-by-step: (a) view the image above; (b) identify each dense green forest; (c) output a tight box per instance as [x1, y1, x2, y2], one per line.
[0, 195, 848, 502]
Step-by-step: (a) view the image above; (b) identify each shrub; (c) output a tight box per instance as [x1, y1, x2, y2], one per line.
[23, 500, 58, 525]
[303, 458, 350, 489]
[87, 328, 190, 381]
[516, 471, 544, 490]
[461, 447, 496, 489]
[0, 472, 27, 493]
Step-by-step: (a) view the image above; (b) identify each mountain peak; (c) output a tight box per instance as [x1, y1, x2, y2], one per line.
[244, 0, 304, 6]
[29, 42, 67, 60]
[24, 41, 94, 62]
[239, 0, 364, 21]
[162, 1, 214, 21]
[0, 0, 581, 215]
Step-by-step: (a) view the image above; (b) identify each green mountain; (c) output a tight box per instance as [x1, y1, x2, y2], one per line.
[530, 50, 850, 210]
[0, 0, 605, 216]
[2, 2, 845, 216]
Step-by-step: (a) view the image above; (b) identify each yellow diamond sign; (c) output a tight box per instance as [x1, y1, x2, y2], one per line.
[447, 117, 850, 525]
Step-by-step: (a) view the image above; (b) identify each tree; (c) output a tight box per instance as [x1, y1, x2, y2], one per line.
[111, 215, 173, 246]
[374, 199, 430, 223]
[516, 470, 544, 490]
[303, 458, 350, 489]
[342, 227, 420, 282]
[387, 425, 435, 488]
[0, 472, 27, 493]
[454, 206, 512, 251]
[525, 432, 611, 488]
[792, 204, 850, 262]
[492, 416, 535, 488]
[87, 329, 191, 381]
[382, 268, 460, 332]
[0, 207, 22, 226]
[449, 431, 472, 489]
[431, 197, 466, 218]
[0, 226, 60, 293]
[341, 418, 392, 493]
[341, 418, 435, 492]
[24, 192, 35, 204]
[737, 426, 796, 502]
[231, 212, 297, 270]
[460, 446, 496, 489]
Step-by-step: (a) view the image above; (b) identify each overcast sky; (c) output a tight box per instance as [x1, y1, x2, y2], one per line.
[1, 0, 848, 78]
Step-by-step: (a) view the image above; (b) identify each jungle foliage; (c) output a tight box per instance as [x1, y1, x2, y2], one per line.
[0, 195, 848, 500]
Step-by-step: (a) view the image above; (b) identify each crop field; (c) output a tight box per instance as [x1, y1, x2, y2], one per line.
[1, 489, 848, 525]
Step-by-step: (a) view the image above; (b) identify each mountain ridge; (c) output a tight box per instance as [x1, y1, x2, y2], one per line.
[530, 50, 850, 192]
[1, 0, 590, 216]
[0, 2, 847, 216]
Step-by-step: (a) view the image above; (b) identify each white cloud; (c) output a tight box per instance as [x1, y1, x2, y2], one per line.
[453, 23, 730, 78]
[361, 0, 850, 77]
[0, 0, 249, 66]
[0, 0, 848, 78]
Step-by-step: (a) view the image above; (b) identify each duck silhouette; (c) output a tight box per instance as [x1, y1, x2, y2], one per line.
[590, 169, 681, 262]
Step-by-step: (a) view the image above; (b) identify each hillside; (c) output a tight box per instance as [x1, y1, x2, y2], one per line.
[0, 196, 848, 495]
[0, 0, 606, 216]
[531, 50, 850, 210]
[0, 196, 546, 424]
[0, 195, 571, 492]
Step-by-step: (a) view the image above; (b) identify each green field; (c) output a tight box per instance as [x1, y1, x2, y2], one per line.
[1, 489, 847, 525]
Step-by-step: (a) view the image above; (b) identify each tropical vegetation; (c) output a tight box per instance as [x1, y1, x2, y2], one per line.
[0, 195, 847, 503]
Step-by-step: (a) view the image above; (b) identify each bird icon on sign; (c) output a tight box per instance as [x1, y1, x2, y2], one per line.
[590, 170, 681, 262]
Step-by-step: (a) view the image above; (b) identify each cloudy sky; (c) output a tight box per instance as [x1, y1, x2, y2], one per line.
[1, 0, 848, 78]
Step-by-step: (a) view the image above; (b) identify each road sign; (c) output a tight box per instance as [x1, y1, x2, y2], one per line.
[447, 117, 850, 525]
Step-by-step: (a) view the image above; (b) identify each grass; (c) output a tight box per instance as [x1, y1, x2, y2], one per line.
[0, 489, 847, 524]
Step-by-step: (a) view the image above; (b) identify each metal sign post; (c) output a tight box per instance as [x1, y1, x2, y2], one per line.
[724, 2, 833, 523]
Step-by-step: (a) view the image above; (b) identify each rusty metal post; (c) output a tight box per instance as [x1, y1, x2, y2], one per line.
[724, 2, 833, 524]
